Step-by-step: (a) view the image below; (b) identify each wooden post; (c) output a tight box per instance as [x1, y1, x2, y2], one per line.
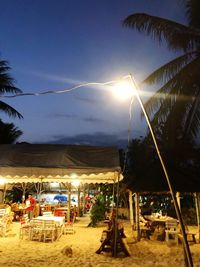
[2, 183, 7, 203]
[176, 192, 181, 210]
[77, 185, 81, 217]
[82, 184, 86, 214]
[128, 190, 134, 231]
[67, 183, 71, 223]
[135, 192, 140, 241]
[194, 192, 200, 243]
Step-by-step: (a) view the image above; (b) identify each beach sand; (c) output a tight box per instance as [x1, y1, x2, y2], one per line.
[0, 216, 200, 267]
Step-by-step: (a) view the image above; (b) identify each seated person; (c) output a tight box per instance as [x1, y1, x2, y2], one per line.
[140, 214, 151, 228]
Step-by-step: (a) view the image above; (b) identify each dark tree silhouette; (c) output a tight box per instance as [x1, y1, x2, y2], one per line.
[0, 60, 23, 119]
[124, 0, 200, 145]
[0, 119, 22, 144]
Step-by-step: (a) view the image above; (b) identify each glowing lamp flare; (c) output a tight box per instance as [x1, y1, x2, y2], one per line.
[0, 177, 6, 185]
[71, 180, 80, 187]
[112, 81, 134, 101]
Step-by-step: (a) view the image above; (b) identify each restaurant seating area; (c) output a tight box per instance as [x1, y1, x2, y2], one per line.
[19, 213, 67, 242]
[139, 213, 197, 244]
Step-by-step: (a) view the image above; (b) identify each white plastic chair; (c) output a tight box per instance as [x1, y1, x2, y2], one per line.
[165, 219, 179, 245]
[42, 220, 56, 242]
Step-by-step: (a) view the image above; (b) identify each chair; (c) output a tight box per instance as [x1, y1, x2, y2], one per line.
[42, 220, 56, 242]
[19, 214, 31, 240]
[64, 215, 75, 234]
[30, 220, 44, 241]
[184, 225, 196, 244]
[0, 215, 9, 237]
[0, 209, 6, 218]
[165, 219, 179, 245]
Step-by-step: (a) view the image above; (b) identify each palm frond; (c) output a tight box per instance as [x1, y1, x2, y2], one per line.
[144, 54, 200, 117]
[0, 60, 22, 94]
[142, 51, 196, 85]
[183, 89, 200, 138]
[123, 13, 200, 51]
[0, 101, 23, 119]
[186, 0, 200, 29]
[0, 60, 10, 73]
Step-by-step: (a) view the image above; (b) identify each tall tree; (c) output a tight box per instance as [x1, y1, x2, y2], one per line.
[0, 119, 22, 144]
[0, 60, 23, 119]
[123, 0, 200, 145]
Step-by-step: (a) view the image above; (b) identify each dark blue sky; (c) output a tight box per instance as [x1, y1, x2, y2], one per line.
[0, 0, 185, 147]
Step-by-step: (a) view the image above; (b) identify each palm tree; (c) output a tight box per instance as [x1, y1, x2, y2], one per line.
[0, 119, 23, 144]
[0, 60, 23, 118]
[123, 0, 200, 145]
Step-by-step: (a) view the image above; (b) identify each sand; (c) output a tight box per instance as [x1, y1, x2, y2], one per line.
[0, 216, 200, 267]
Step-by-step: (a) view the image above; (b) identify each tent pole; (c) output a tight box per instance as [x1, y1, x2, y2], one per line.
[128, 190, 134, 232]
[113, 172, 120, 257]
[2, 183, 7, 203]
[194, 192, 200, 243]
[130, 74, 193, 267]
[82, 184, 86, 214]
[135, 192, 140, 241]
[67, 183, 71, 223]
[176, 192, 181, 210]
[77, 185, 81, 217]
[112, 181, 115, 212]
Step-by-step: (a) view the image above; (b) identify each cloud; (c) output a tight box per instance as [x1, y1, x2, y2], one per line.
[83, 117, 106, 123]
[47, 113, 106, 124]
[48, 113, 78, 119]
[75, 96, 99, 105]
[46, 132, 128, 148]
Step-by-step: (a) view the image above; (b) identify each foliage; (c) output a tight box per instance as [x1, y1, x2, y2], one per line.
[123, 0, 200, 145]
[123, 137, 200, 192]
[5, 187, 22, 203]
[0, 60, 23, 119]
[0, 119, 22, 143]
[90, 195, 106, 227]
[182, 207, 197, 225]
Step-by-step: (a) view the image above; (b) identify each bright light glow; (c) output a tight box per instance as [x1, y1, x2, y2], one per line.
[71, 180, 80, 187]
[70, 173, 77, 179]
[112, 81, 134, 101]
[50, 182, 59, 188]
[0, 177, 6, 185]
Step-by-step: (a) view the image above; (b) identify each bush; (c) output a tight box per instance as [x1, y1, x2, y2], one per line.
[90, 196, 106, 227]
[182, 208, 197, 225]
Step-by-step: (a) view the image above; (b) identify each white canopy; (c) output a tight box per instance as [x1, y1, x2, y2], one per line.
[0, 144, 123, 184]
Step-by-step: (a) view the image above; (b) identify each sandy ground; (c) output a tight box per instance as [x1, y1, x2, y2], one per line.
[0, 216, 200, 267]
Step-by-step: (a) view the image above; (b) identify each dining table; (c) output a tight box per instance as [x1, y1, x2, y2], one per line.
[32, 215, 65, 240]
[144, 214, 178, 231]
[34, 215, 65, 225]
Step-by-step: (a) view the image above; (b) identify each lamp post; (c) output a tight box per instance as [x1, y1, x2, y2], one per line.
[128, 74, 193, 267]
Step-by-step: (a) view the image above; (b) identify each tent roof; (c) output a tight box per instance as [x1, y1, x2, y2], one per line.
[0, 144, 122, 184]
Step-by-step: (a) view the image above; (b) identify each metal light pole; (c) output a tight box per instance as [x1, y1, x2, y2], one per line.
[129, 74, 193, 267]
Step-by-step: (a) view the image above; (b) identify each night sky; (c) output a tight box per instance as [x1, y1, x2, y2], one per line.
[0, 0, 185, 147]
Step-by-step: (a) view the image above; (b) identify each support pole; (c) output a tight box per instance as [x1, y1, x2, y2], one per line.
[67, 183, 71, 223]
[194, 192, 200, 243]
[82, 184, 86, 214]
[130, 74, 193, 267]
[2, 183, 7, 203]
[135, 192, 140, 241]
[176, 192, 181, 210]
[128, 190, 134, 232]
[77, 185, 81, 217]
[113, 172, 120, 257]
